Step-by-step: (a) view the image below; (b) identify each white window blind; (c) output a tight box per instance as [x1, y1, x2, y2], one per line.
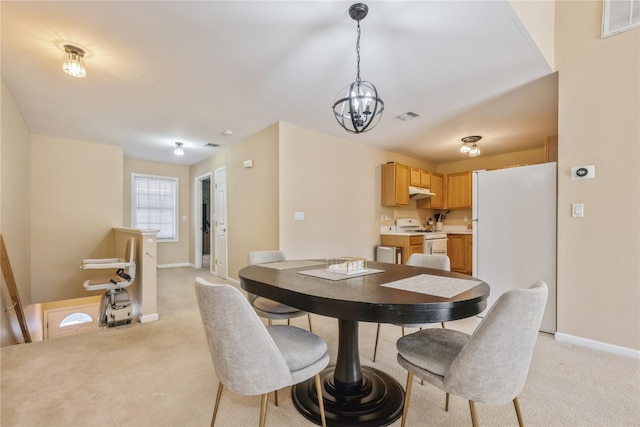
[132, 174, 178, 241]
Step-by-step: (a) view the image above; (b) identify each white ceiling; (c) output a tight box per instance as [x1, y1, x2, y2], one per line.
[1, 1, 558, 166]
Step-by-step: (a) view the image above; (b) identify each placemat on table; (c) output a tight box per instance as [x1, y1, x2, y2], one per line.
[381, 274, 482, 298]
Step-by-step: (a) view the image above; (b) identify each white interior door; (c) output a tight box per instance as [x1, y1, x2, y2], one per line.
[214, 167, 228, 279]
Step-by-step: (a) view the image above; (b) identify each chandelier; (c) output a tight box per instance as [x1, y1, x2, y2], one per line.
[332, 3, 384, 134]
[460, 136, 482, 158]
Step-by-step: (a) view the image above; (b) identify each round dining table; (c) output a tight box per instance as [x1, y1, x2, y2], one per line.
[239, 260, 489, 427]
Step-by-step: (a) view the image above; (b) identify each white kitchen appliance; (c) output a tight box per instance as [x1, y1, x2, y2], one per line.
[472, 162, 557, 333]
[395, 218, 447, 255]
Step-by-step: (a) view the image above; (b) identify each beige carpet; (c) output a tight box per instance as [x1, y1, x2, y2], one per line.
[1, 267, 639, 427]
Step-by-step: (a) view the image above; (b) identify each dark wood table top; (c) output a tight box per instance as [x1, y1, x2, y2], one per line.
[239, 260, 490, 325]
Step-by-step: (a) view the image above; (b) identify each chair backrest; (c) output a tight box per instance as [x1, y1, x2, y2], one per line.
[443, 281, 548, 404]
[406, 253, 451, 271]
[246, 251, 286, 303]
[195, 278, 293, 395]
[248, 250, 286, 266]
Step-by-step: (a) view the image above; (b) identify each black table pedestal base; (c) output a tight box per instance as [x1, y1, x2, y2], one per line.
[292, 366, 404, 427]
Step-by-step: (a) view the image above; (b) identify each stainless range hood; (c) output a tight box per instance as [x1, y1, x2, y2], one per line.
[409, 186, 435, 199]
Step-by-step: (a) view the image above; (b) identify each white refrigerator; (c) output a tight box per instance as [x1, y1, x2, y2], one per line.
[472, 162, 557, 333]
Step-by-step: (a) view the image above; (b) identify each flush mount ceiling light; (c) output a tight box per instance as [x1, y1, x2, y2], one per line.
[174, 142, 184, 156]
[62, 45, 86, 78]
[332, 3, 384, 134]
[460, 135, 482, 158]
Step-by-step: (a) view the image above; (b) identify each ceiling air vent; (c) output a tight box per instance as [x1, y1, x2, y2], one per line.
[395, 111, 420, 121]
[602, 0, 640, 38]
[205, 143, 220, 148]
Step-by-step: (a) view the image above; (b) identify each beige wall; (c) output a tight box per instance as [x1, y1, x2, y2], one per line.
[30, 135, 123, 303]
[190, 123, 280, 280]
[436, 147, 546, 174]
[509, 0, 556, 70]
[1, 78, 32, 346]
[123, 158, 191, 266]
[555, 1, 639, 349]
[278, 122, 435, 261]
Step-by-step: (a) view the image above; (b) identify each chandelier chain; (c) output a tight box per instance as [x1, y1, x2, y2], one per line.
[356, 21, 361, 82]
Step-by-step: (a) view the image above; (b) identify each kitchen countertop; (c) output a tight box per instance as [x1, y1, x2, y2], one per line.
[442, 226, 472, 235]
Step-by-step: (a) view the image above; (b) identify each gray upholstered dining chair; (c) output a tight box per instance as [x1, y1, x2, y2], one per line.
[247, 250, 313, 331]
[396, 281, 548, 427]
[195, 278, 328, 427]
[372, 253, 451, 362]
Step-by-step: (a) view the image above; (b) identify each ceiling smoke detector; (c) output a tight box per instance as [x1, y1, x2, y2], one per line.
[395, 112, 421, 122]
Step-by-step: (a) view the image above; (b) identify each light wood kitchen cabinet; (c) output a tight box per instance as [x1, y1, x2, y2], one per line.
[380, 234, 423, 264]
[447, 233, 472, 274]
[465, 234, 473, 274]
[410, 167, 431, 188]
[410, 167, 421, 187]
[421, 169, 430, 188]
[447, 171, 472, 209]
[382, 163, 409, 206]
[417, 171, 444, 209]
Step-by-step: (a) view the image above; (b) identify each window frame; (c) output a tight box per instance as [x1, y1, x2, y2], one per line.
[131, 173, 179, 242]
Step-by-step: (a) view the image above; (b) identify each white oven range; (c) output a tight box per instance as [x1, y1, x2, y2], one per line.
[395, 218, 448, 256]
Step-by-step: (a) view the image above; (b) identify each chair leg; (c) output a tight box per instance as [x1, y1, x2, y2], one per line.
[373, 323, 381, 362]
[274, 390, 278, 406]
[268, 319, 272, 326]
[441, 322, 446, 328]
[469, 400, 479, 427]
[259, 393, 269, 427]
[445, 392, 449, 412]
[307, 314, 313, 332]
[513, 397, 524, 427]
[211, 382, 223, 427]
[314, 373, 327, 427]
[401, 372, 414, 427]
[287, 319, 290, 325]
[401, 326, 406, 336]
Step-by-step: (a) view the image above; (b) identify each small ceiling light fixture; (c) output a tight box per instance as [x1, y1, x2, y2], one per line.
[62, 45, 86, 78]
[460, 135, 482, 158]
[174, 142, 185, 156]
[332, 3, 384, 134]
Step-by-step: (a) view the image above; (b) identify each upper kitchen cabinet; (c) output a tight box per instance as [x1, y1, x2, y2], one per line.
[417, 172, 444, 209]
[410, 167, 431, 189]
[447, 171, 472, 209]
[382, 163, 409, 206]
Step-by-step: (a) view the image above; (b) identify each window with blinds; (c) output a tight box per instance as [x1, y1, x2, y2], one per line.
[132, 174, 178, 241]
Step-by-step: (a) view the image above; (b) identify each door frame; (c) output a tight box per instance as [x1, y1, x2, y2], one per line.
[194, 171, 212, 270]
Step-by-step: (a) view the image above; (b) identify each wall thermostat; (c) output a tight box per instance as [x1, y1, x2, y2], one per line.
[571, 165, 595, 180]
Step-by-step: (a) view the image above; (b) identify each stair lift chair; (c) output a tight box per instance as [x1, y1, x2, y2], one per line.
[81, 238, 136, 327]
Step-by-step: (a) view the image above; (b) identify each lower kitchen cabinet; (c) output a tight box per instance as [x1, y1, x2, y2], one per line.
[380, 234, 423, 264]
[447, 234, 472, 274]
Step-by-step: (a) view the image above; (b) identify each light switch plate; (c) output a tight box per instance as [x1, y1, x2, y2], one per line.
[572, 203, 584, 217]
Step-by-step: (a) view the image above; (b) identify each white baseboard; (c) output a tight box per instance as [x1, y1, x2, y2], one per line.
[555, 332, 640, 359]
[139, 313, 159, 323]
[157, 262, 191, 269]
